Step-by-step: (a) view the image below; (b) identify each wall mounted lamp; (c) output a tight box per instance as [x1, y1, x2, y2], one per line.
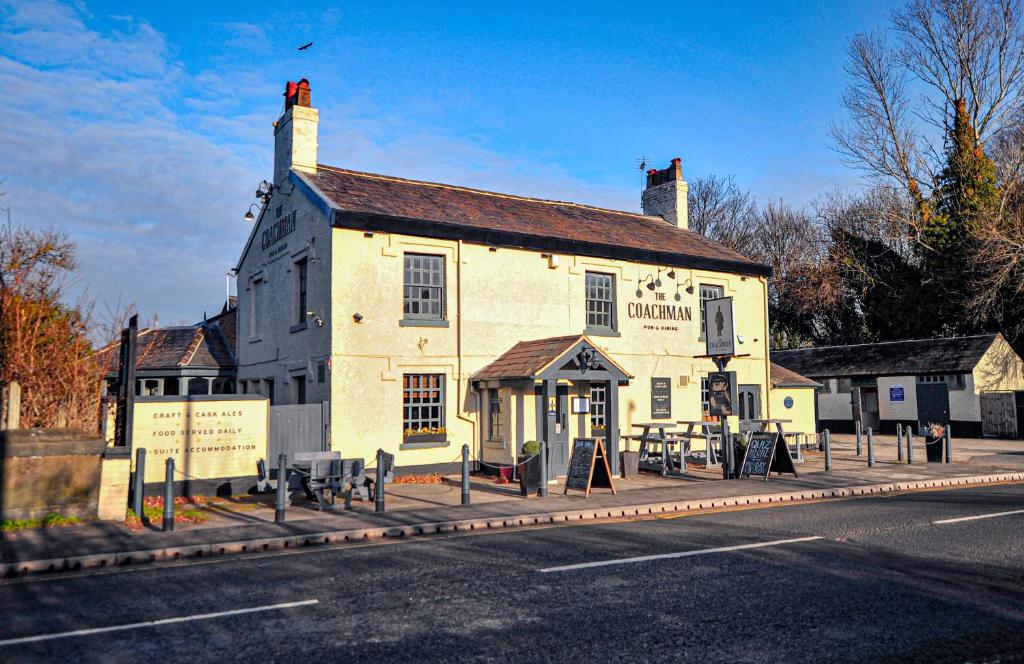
[243, 204, 258, 222]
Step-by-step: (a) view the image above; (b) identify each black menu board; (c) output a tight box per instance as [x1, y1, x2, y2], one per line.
[564, 438, 616, 497]
[651, 377, 672, 419]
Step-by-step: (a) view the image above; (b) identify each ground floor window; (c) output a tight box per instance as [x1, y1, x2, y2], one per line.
[293, 375, 307, 404]
[488, 389, 503, 440]
[701, 377, 710, 416]
[590, 384, 607, 431]
[403, 373, 445, 433]
[917, 373, 967, 390]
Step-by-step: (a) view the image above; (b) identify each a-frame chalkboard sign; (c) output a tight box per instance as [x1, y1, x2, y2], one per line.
[564, 437, 617, 497]
[738, 432, 798, 481]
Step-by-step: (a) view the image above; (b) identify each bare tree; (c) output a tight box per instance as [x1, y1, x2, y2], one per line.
[833, 0, 1024, 232]
[687, 174, 759, 255]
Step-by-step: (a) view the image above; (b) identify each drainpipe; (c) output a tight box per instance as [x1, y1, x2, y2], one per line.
[454, 239, 479, 462]
[762, 276, 772, 420]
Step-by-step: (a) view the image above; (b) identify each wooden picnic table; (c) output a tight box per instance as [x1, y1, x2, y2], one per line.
[630, 422, 686, 477]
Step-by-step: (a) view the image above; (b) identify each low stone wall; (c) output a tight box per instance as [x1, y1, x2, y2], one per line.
[1, 429, 107, 521]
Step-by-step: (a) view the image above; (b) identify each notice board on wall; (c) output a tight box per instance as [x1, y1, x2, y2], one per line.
[651, 377, 672, 419]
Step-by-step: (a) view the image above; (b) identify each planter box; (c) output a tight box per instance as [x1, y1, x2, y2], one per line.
[403, 433, 447, 444]
[925, 436, 944, 462]
[518, 451, 546, 497]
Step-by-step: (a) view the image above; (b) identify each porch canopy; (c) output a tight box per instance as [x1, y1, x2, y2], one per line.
[472, 335, 631, 473]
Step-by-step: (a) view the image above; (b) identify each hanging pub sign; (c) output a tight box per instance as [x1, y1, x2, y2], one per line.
[704, 296, 735, 357]
[651, 377, 672, 419]
[564, 438, 617, 498]
[739, 432, 799, 481]
[706, 371, 738, 417]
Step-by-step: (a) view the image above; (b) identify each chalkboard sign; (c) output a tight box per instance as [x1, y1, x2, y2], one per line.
[651, 377, 672, 419]
[564, 438, 616, 497]
[738, 432, 798, 481]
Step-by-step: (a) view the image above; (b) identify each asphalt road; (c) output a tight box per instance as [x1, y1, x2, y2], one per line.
[2, 483, 1023, 663]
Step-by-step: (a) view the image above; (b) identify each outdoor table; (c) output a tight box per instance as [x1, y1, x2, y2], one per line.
[748, 419, 801, 462]
[631, 423, 686, 477]
[676, 421, 724, 469]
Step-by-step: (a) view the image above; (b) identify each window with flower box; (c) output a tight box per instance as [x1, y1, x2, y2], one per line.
[403, 373, 446, 441]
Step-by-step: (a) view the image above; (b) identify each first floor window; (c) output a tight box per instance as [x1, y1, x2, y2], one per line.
[295, 258, 308, 325]
[488, 389, 504, 440]
[403, 373, 445, 433]
[249, 277, 263, 338]
[585, 272, 616, 331]
[293, 375, 306, 404]
[699, 284, 725, 338]
[403, 254, 445, 320]
[590, 384, 607, 430]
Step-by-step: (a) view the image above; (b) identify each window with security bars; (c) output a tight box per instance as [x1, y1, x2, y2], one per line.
[488, 390, 504, 440]
[403, 254, 445, 319]
[699, 284, 724, 339]
[701, 377, 710, 415]
[590, 384, 607, 430]
[585, 272, 616, 331]
[403, 374, 445, 433]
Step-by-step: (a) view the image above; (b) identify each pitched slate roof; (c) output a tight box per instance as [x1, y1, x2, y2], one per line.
[473, 335, 630, 381]
[771, 335, 998, 378]
[300, 166, 771, 277]
[98, 324, 236, 374]
[769, 362, 821, 389]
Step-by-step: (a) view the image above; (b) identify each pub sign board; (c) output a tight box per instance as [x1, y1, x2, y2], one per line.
[707, 371, 738, 417]
[651, 377, 672, 419]
[704, 296, 735, 357]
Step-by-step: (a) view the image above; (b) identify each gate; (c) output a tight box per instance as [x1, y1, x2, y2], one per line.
[268, 401, 328, 462]
[916, 383, 950, 429]
[981, 392, 1018, 439]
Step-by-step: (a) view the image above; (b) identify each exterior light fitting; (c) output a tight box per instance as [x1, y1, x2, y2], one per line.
[353, 313, 364, 323]
[244, 204, 258, 221]
[666, 269, 676, 280]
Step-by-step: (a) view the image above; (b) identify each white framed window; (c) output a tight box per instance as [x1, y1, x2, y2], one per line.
[403, 254, 445, 320]
[585, 272, 616, 332]
[590, 384, 608, 429]
[917, 374, 967, 390]
[488, 389, 504, 441]
[699, 284, 725, 339]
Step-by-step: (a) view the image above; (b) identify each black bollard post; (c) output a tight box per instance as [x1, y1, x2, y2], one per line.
[133, 447, 146, 522]
[867, 427, 875, 468]
[945, 424, 952, 463]
[375, 448, 385, 512]
[823, 429, 832, 471]
[274, 453, 288, 524]
[539, 439, 548, 497]
[722, 417, 734, 480]
[163, 457, 175, 532]
[855, 420, 862, 456]
[907, 428, 915, 464]
[897, 423, 905, 462]
[461, 443, 470, 506]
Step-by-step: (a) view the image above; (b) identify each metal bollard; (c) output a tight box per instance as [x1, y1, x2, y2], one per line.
[855, 420, 862, 456]
[274, 453, 288, 524]
[132, 447, 146, 522]
[897, 424, 905, 462]
[823, 429, 832, 471]
[945, 424, 952, 463]
[539, 439, 548, 497]
[163, 457, 175, 532]
[375, 448, 385, 512]
[907, 428, 915, 464]
[867, 427, 875, 468]
[461, 443, 470, 506]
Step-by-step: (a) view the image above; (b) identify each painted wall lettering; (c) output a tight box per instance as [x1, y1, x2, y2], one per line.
[262, 211, 297, 250]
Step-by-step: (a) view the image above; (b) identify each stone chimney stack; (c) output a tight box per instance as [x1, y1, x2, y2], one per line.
[641, 157, 689, 229]
[274, 79, 318, 184]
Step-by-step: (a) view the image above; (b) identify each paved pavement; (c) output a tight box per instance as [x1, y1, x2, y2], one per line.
[3, 451, 1021, 566]
[1, 482, 1022, 662]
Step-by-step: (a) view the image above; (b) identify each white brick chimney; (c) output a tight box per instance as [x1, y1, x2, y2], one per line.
[641, 157, 689, 229]
[273, 79, 318, 185]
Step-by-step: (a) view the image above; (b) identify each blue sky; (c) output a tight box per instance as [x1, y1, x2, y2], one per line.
[0, 0, 897, 325]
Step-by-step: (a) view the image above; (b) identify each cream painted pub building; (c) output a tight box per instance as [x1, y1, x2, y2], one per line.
[234, 80, 779, 474]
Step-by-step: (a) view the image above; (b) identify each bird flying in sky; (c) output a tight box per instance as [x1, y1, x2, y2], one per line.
[298, 42, 313, 51]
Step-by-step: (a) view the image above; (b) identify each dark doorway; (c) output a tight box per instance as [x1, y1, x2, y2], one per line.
[551, 385, 570, 475]
[916, 383, 950, 428]
[861, 387, 881, 430]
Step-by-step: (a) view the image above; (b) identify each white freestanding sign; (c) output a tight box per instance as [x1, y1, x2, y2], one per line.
[705, 296, 735, 357]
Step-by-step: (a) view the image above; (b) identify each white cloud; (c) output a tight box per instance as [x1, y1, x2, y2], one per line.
[0, 0, 637, 327]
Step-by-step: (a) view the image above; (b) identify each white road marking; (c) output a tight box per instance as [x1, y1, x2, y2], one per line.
[0, 599, 319, 647]
[538, 536, 822, 573]
[933, 509, 1024, 525]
